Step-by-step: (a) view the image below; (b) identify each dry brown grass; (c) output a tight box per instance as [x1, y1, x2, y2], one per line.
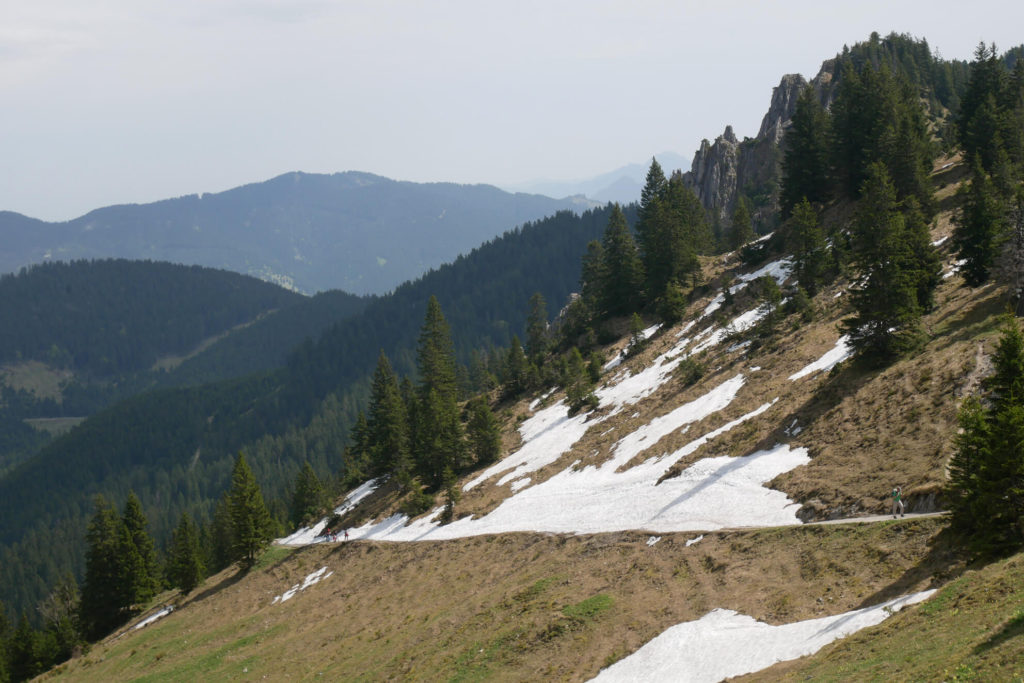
[51, 519, 956, 682]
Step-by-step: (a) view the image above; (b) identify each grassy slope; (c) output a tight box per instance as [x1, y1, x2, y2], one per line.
[44, 159, 1022, 680]
[743, 551, 1024, 681]
[47, 520, 953, 681]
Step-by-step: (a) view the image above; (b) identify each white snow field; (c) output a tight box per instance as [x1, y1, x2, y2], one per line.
[279, 294, 815, 546]
[593, 590, 936, 682]
[789, 335, 853, 380]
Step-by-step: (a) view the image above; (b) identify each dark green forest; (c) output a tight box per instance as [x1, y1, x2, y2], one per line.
[0, 204, 631, 626]
[0, 260, 370, 419]
[0, 259, 304, 376]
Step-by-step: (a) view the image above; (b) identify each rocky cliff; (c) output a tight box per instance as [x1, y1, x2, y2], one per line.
[680, 61, 838, 235]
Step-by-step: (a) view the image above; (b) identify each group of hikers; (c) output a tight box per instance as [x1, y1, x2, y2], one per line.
[320, 527, 350, 542]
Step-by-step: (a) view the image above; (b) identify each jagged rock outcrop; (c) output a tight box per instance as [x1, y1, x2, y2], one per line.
[680, 61, 839, 236]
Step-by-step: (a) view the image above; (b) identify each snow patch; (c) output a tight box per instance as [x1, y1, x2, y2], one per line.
[277, 478, 380, 545]
[133, 606, 173, 630]
[593, 590, 935, 682]
[646, 536, 661, 546]
[271, 567, 333, 604]
[685, 535, 704, 547]
[789, 336, 852, 380]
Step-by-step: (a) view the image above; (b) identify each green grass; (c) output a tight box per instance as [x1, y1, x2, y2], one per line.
[562, 594, 614, 623]
[252, 544, 294, 571]
[757, 551, 1024, 681]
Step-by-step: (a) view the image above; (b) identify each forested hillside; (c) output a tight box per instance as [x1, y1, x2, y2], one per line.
[0, 260, 369, 419]
[0, 204, 629, 621]
[0, 172, 593, 295]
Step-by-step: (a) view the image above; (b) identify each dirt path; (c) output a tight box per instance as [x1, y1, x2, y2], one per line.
[808, 511, 948, 525]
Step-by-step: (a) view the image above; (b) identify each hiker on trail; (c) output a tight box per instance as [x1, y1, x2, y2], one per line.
[344, 529, 349, 541]
[891, 486, 905, 518]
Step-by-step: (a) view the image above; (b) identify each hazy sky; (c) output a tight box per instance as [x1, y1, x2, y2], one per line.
[2, 1, 1022, 221]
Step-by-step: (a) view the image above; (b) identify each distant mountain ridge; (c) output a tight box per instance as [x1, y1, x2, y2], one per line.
[0, 172, 596, 295]
[502, 151, 691, 205]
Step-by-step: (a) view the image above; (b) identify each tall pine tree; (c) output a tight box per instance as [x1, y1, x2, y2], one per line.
[120, 492, 160, 606]
[413, 297, 465, 488]
[947, 315, 1024, 554]
[842, 163, 934, 360]
[79, 496, 127, 640]
[780, 85, 832, 215]
[166, 512, 205, 594]
[598, 204, 644, 318]
[227, 452, 273, 567]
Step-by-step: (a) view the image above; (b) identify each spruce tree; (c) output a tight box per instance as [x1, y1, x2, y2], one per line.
[954, 159, 1006, 287]
[563, 347, 598, 414]
[366, 351, 411, 479]
[290, 461, 325, 528]
[227, 452, 273, 567]
[780, 85, 831, 215]
[166, 512, 205, 594]
[79, 495, 126, 640]
[121, 491, 160, 605]
[948, 315, 1024, 554]
[598, 204, 644, 318]
[635, 158, 668, 260]
[502, 335, 531, 400]
[466, 397, 501, 466]
[787, 199, 829, 296]
[417, 296, 458, 405]
[413, 297, 465, 488]
[342, 411, 372, 487]
[842, 163, 926, 360]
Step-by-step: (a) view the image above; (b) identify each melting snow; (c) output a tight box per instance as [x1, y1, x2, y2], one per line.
[685, 535, 703, 547]
[271, 567, 333, 604]
[646, 536, 661, 546]
[593, 590, 935, 682]
[133, 606, 173, 630]
[944, 258, 968, 279]
[789, 336, 852, 380]
[277, 479, 380, 546]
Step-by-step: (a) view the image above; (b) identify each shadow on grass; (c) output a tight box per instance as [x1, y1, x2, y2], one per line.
[853, 524, 969, 611]
[973, 610, 1024, 655]
[749, 353, 883, 456]
[183, 546, 300, 610]
[183, 566, 248, 608]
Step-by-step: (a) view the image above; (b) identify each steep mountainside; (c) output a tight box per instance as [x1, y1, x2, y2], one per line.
[48, 156, 1020, 679]
[0, 172, 595, 295]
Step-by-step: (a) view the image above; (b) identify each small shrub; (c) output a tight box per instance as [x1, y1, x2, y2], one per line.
[675, 356, 705, 387]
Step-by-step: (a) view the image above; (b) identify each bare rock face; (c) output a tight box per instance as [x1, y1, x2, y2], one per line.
[679, 63, 835, 234]
[758, 74, 809, 142]
[686, 128, 741, 221]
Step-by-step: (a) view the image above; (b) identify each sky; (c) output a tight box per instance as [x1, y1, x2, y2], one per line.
[2, 1, 1022, 221]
